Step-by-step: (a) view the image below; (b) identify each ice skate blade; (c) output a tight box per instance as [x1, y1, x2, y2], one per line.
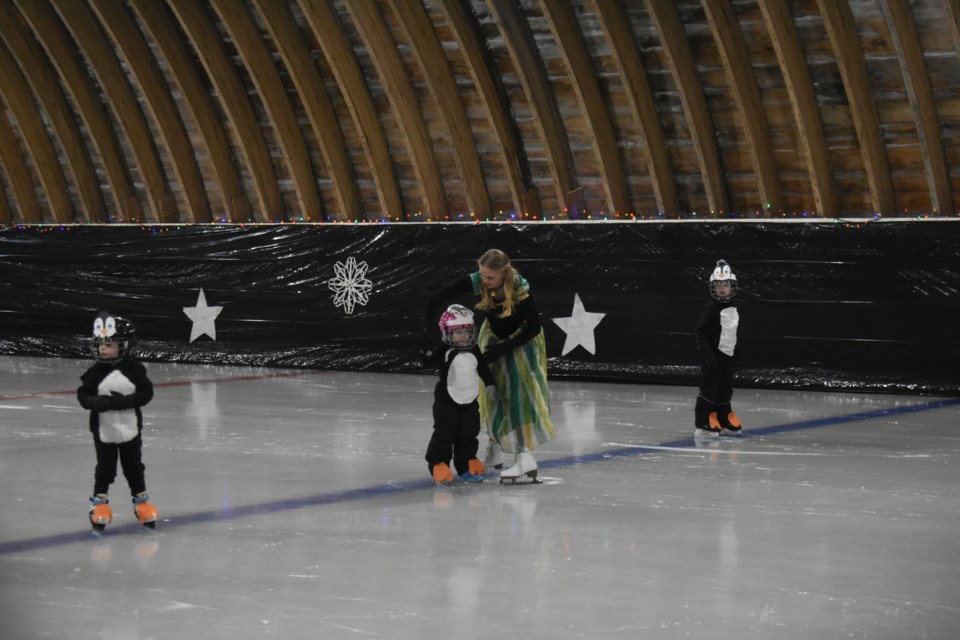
[499, 471, 541, 485]
[142, 521, 156, 529]
[91, 522, 106, 532]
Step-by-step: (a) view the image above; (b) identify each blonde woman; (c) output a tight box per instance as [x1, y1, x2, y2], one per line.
[422, 249, 554, 482]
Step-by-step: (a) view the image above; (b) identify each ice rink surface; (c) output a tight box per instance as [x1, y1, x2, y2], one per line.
[1, 355, 958, 639]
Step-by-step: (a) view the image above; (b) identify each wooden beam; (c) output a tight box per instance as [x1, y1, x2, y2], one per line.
[489, 0, 580, 215]
[297, 0, 403, 219]
[880, 0, 953, 215]
[439, 0, 539, 216]
[0, 90, 41, 223]
[167, 0, 282, 222]
[758, 0, 838, 217]
[0, 38, 73, 223]
[90, 0, 210, 223]
[645, 0, 727, 213]
[0, 171, 12, 224]
[344, 0, 447, 217]
[816, 0, 894, 215]
[541, 0, 628, 216]
[702, 0, 780, 215]
[0, 2, 105, 222]
[15, 0, 144, 222]
[50, 0, 178, 223]
[251, 0, 360, 220]
[593, 0, 677, 217]
[209, 0, 323, 222]
[130, 0, 250, 222]
[389, 0, 491, 217]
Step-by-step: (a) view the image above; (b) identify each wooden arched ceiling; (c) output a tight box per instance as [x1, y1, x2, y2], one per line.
[0, 0, 958, 223]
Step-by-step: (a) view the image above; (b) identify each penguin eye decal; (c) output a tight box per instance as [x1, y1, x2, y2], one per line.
[93, 317, 104, 336]
[721, 265, 731, 279]
[713, 267, 723, 280]
[104, 317, 117, 337]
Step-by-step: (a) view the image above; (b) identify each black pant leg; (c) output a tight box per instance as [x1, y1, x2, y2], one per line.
[696, 363, 722, 427]
[452, 402, 481, 475]
[118, 435, 146, 496]
[425, 399, 459, 471]
[93, 435, 119, 496]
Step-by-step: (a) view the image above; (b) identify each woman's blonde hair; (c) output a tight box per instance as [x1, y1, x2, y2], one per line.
[476, 249, 528, 317]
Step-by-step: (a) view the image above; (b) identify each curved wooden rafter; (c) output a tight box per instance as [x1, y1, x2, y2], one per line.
[50, 0, 178, 223]
[816, 0, 894, 215]
[0, 89, 41, 223]
[880, 0, 952, 215]
[344, 0, 447, 217]
[389, 0, 490, 217]
[0, 174, 12, 224]
[702, 0, 780, 215]
[129, 0, 250, 223]
[0, 2, 105, 222]
[489, 0, 580, 214]
[14, 0, 143, 223]
[90, 0, 210, 223]
[296, 0, 403, 219]
[541, 1, 628, 216]
[439, 0, 539, 216]
[0, 39, 73, 223]
[166, 0, 281, 222]
[645, 0, 727, 213]
[209, 0, 322, 222]
[593, 0, 677, 217]
[758, 0, 837, 217]
[251, 0, 359, 220]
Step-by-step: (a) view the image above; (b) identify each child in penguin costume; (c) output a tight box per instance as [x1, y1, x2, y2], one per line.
[425, 304, 496, 483]
[77, 311, 158, 530]
[694, 260, 744, 437]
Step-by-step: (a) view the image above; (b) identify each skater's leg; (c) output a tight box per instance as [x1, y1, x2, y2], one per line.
[93, 436, 119, 496]
[695, 364, 723, 436]
[715, 360, 741, 433]
[118, 435, 146, 496]
[426, 399, 458, 483]
[452, 403, 482, 478]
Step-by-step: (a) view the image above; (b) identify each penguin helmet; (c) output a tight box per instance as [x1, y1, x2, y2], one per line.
[708, 259, 738, 302]
[438, 304, 476, 347]
[92, 311, 137, 363]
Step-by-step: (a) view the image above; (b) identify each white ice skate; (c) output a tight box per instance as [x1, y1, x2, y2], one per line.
[500, 451, 540, 484]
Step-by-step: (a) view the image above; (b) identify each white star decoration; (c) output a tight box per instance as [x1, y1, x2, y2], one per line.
[552, 293, 606, 356]
[183, 288, 223, 342]
[328, 256, 372, 314]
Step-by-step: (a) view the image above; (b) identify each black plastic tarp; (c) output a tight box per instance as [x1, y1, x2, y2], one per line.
[1, 221, 958, 395]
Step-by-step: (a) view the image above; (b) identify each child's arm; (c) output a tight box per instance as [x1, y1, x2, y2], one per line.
[473, 346, 496, 386]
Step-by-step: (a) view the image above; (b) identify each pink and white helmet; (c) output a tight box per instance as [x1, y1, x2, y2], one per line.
[438, 304, 476, 347]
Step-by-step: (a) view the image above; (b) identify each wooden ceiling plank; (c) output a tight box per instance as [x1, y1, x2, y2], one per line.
[209, 0, 322, 222]
[0, 89, 41, 223]
[14, 0, 143, 223]
[817, 0, 895, 215]
[439, 0, 539, 216]
[645, 0, 727, 213]
[758, 0, 837, 217]
[880, 0, 953, 215]
[50, 0, 177, 223]
[297, 0, 403, 219]
[0, 40, 73, 223]
[344, 0, 447, 217]
[90, 0, 210, 222]
[593, 0, 677, 217]
[0, 4, 102, 221]
[489, 0, 579, 214]
[252, 0, 359, 220]
[702, 0, 780, 215]
[390, 0, 491, 217]
[166, 0, 281, 222]
[130, 0, 250, 223]
[542, 1, 628, 216]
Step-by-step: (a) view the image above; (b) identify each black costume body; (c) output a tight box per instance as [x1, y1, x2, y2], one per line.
[77, 357, 154, 496]
[425, 344, 495, 476]
[694, 298, 740, 429]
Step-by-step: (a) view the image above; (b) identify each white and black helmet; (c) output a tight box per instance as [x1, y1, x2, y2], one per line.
[708, 259, 738, 302]
[92, 311, 138, 363]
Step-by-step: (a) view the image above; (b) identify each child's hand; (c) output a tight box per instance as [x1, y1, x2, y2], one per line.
[88, 396, 111, 412]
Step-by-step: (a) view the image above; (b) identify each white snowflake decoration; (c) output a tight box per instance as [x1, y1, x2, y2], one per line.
[328, 256, 373, 314]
